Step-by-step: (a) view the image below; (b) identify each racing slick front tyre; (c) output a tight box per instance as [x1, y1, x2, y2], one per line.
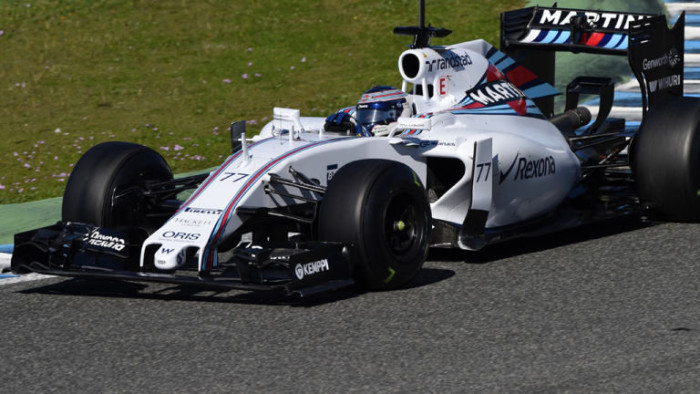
[62, 141, 173, 227]
[318, 160, 431, 291]
[632, 96, 700, 221]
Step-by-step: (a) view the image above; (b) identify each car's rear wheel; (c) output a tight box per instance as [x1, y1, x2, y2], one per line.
[632, 96, 700, 221]
[318, 160, 431, 290]
[62, 141, 173, 228]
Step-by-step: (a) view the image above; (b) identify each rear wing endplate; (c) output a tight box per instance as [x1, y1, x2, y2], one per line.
[629, 14, 685, 114]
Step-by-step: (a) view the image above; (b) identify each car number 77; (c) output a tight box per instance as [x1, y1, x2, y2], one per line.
[475, 162, 491, 182]
[220, 172, 249, 182]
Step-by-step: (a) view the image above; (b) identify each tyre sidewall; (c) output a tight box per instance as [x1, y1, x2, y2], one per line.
[319, 160, 430, 290]
[632, 97, 700, 221]
[62, 142, 172, 226]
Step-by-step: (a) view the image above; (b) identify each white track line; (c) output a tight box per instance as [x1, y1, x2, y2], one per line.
[0, 273, 53, 286]
[687, 26, 700, 40]
[583, 105, 644, 122]
[666, 3, 700, 15]
[686, 53, 700, 67]
[0, 253, 11, 273]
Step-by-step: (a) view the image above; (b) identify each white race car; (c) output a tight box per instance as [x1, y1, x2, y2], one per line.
[11, 3, 698, 296]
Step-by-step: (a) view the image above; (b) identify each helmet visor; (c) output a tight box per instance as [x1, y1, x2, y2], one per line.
[355, 108, 400, 126]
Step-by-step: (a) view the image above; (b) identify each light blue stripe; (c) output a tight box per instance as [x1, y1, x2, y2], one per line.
[604, 34, 625, 49]
[0, 244, 13, 253]
[542, 30, 560, 44]
[685, 40, 700, 53]
[523, 84, 560, 98]
[613, 35, 628, 50]
[553, 31, 570, 44]
[496, 56, 515, 70]
[489, 50, 506, 64]
[679, 14, 700, 27]
[685, 67, 700, 79]
[588, 91, 642, 107]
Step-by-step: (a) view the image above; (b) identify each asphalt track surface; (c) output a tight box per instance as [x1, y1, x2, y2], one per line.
[2, 216, 699, 393]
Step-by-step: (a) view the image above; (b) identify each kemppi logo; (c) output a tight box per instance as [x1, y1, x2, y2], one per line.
[294, 259, 330, 280]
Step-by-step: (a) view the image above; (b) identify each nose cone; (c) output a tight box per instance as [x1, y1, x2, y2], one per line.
[154, 245, 188, 270]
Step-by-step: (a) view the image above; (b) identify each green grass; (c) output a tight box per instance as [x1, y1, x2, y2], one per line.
[0, 0, 523, 203]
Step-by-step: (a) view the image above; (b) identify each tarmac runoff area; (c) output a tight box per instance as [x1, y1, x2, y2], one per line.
[0, 0, 696, 281]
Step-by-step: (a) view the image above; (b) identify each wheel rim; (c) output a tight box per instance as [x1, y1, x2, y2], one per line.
[384, 193, 423, 257]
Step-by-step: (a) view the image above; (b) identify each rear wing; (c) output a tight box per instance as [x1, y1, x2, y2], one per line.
[500, 6, 685, 117]
[501, 7, 657, 55]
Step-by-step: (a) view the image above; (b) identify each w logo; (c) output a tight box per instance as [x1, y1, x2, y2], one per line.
[648, 80, 658, 92]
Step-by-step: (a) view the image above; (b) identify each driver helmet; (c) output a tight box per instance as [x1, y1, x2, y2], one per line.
[355, 86, 408, 134]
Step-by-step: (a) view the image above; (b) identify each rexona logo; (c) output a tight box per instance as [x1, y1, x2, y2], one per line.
[536, 9, 650, 30]
[184, 207, 223, 215]
[500, 154, 556, 184]
[468, 81, 525, 106]
[83, 229, 126, 251]
[294, 259, 330, 280]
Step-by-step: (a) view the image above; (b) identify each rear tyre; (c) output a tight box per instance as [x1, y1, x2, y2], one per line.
[318, 160, 431, 290]
[62, 141, 173, 227]
[632, 96, 700, 221]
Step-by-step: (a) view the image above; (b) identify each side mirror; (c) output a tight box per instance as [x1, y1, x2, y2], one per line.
[230, 120, 246, 153]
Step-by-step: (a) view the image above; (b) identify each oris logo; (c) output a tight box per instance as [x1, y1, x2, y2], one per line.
[294, 259, 330, 280]
[161, 231, 200, 241]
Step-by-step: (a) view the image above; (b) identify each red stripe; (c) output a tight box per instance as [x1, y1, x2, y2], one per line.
[175, 152, 242, 214]
[505, 66, 537, 87]
[507, 99, 527, 116]
[585, 32, 605, 47]
[487, 64, 505, 82]
[205, 139, 340, 268]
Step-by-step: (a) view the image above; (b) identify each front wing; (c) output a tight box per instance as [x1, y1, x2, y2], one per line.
[11, 222, 355, 297]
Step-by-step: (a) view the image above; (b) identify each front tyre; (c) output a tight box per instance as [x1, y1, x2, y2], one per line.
[318, 160, 431, 290]
[62, 141, 173, 228]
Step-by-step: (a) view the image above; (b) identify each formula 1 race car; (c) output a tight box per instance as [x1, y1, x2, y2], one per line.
[11, 2, 698, 296]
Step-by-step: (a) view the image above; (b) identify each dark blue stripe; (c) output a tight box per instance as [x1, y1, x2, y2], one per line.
[534, 29, 549, 43]
[597, 33, 613, 47]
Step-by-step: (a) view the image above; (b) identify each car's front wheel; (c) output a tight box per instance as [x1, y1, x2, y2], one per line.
[62, 141, 173, 228]
[318, 160, 431, 290]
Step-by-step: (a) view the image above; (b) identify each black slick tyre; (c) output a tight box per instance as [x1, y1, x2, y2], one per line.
[318, 160, 431, 290]
[632, 96, 700, 221]
[62, 141, 173, 227]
